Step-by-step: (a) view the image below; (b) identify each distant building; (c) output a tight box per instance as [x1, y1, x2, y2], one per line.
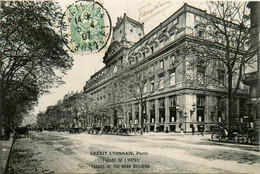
[84, 4, 249, 132]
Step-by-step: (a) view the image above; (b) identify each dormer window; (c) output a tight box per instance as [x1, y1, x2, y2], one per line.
[142, 52, 146, 58]
[139, 33, 142, 37]
[199, 30, 204, 37]
[150, 46, 154, 54]
[130, 29, 133, 33]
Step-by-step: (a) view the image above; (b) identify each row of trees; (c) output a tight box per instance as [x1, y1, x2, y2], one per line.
[0, 1, 73, 137]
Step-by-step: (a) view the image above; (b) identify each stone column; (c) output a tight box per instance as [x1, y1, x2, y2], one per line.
[139, 103, 142, 127]
[132, 103, 135, 125]
[155, 99, 159, 131]
[205, 95, 210, 123]
[165, 97, 170, 131]
[147, 102, 150, 124]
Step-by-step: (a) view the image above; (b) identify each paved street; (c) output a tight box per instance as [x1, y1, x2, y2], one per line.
[7, 131, 260, 173]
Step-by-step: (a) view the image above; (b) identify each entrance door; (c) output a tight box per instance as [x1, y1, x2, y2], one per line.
[197, 109, 204, 122]
[159, 125, 164, 132]
[170, 125, 176, 132]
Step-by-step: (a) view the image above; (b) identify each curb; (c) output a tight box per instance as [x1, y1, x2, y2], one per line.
[4, 137, 15, 174]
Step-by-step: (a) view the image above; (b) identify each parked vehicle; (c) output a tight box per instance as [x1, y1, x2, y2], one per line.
[14, 126, 29, 138]
[211, 122, 256, 144]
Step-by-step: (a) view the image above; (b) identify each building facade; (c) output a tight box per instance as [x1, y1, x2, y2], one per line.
[84, 4, 249, 132]
[244, 2, 260, 138]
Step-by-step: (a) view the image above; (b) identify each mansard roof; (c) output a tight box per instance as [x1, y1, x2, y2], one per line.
[129, 3, 207, 52]
[113, 13, 144, 32]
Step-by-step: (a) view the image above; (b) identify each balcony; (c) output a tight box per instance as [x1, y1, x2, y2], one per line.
[243, 71, 260, 85]
[168, 64, 177, 73]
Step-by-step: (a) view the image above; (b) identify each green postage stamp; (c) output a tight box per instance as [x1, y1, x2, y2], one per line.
[62, 0, 112, 53]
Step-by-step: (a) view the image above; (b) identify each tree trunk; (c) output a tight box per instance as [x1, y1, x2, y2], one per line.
[0, 79, 3, 139]
[228, 74, 235, 127]
[140, 102, 147, 135]
[140, 105, 144, 135]
[113, 109, 117, 127]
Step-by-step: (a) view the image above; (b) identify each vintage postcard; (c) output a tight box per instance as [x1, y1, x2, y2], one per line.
[0, 0, 259, 173]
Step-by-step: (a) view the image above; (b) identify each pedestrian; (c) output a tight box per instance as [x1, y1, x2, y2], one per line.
[180, 128, 184, 136]
[165, 127, 169, 133]
[192, 126, 195, 135]
[4, 125, 11, 140]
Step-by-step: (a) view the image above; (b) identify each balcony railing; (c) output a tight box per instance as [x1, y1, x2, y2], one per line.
[243, 71, 260, 85]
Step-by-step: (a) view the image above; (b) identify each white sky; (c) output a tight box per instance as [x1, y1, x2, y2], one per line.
[32, 0, 213, 115]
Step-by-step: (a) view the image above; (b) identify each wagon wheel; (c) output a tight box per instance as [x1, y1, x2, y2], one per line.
[241, 135, 247, 144]
[247, 132, 256, 144]
[211, 132, 222, 142]
[234, 134, 242, 143]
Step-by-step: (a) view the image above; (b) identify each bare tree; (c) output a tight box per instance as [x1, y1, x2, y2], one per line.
[176, 1, 257, 127]
[117, 64, 166, 134]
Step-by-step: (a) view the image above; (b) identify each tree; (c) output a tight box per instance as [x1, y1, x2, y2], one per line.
[117, 65, 166, 134]
[105, 79, 125, 127]
[0, 1, 73, 136]
[177, 1, 257, 127]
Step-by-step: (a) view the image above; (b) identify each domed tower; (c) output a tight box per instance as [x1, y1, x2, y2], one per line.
[103, 13, 144, 66]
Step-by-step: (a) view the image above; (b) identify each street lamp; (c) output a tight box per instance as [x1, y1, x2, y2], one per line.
[176, 104, 183, 116]
[184, 112, 187, 133]
[190, 103, 196, 116]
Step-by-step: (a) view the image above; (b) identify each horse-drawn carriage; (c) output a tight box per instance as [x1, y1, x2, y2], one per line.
[117, 127, 130, 135]
[69, 125, 82, 134]
[88, 126, 102, 135]
[211, 122, 256, 144]
[14, 126, 29, 138]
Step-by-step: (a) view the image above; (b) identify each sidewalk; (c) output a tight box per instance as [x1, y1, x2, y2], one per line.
[0, 135, 14, 174]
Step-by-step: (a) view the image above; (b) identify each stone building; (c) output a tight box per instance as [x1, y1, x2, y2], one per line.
[243, 2, 260, 138]
[84, 4, 249, 132]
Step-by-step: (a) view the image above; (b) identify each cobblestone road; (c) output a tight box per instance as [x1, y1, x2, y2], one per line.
[7, 131, 260, 173]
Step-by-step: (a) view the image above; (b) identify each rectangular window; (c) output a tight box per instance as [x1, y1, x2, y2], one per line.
[170, 107, 177, 122]
[150, 100, 155, 110]
[151, 80, 154, 91]
[159, 98, 165, 123]
[150, 100, 155, 123]
[218, 70, 225, 86]
[129, 112, 132, 124]
[169, 96, 176, 107]
[143, 83, 147, 93]
[170, 55, 175, 65]
[160, 60, 164, 69]
[197, 96, 205, 106]
[135, 104, 139, 120]
[159, 76, 164, 89]
[159, 98, 165, 108]
[197, 66, 205, 85]
[199, 30, 204, 37]
[150, 110, 155, 123]
[170, 72, 175, 86]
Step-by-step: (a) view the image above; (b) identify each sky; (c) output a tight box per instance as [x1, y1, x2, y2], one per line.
[32, 0, 211, 115]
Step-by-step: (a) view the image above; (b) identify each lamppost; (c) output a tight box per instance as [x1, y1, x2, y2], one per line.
[184, 112, 187, 133]
[176, 104, 183, 131]
[190, 104, 196, 117]
[176, 104, 182, 116]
